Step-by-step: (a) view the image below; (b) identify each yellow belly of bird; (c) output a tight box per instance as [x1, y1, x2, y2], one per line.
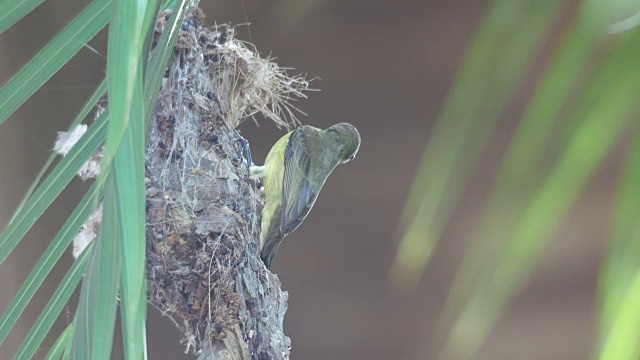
[259, 131, 292, 248]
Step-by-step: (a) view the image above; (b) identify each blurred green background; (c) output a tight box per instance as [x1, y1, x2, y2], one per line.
[2, 0, 640, 359]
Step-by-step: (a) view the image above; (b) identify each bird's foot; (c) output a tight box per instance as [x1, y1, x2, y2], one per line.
[249, 165, 265, 180]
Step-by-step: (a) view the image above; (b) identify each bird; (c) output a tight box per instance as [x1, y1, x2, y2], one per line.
[249, 123, 361, 268]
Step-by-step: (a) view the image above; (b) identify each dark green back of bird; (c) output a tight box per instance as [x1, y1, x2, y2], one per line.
[260, 124, 361, 268]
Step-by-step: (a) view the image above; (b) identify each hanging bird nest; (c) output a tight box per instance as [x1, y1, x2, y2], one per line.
[143, 6, 310, 359]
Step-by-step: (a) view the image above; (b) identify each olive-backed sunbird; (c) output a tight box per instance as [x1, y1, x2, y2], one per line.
[249, 123, 361, 268]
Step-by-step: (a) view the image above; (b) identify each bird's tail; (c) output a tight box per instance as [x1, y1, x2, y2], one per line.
[260, 235, 282, 269]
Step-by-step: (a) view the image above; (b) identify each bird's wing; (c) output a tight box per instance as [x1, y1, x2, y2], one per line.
[280, 126, 325, 237]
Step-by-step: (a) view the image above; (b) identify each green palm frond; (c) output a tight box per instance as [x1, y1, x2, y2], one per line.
[392, 0, 640, 359]
[388, 0, 566, 289]
[0, 0, 192, 358]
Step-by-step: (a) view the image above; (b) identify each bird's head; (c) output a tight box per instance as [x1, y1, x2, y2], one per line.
[327, 123, 361, 164]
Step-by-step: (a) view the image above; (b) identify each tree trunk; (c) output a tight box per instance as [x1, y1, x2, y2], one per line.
[144, 7, 307, 359]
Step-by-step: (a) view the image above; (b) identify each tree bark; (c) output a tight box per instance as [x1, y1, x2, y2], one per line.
[144, 7, 305, 359]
